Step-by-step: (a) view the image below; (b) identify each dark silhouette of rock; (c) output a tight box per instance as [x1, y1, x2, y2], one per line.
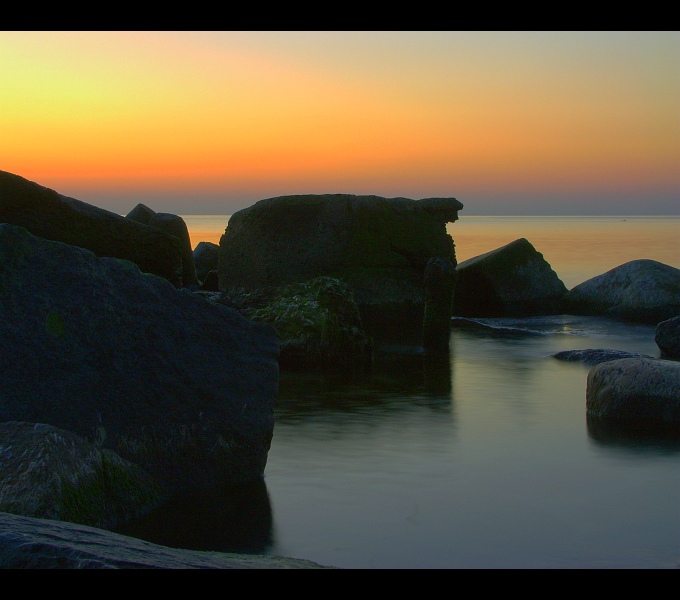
[125, 203, 156, 225]
[194, 241, 220, 282]
[586, 357, 680, 435]
[655, 316, 680, 359]
[422, 256, 456, 352]
[552, 348, 654, 366]
[200, 269, 220, 292]
[0, 170, 183, 287]
[561, 259, 680, 325]
[218, 193, 463, 339]
[148, 212, 199, 288]
[0, 422, 162, 531]
[450, 316, 547, 337]
[0, 512, 333, 568]
[0, 223, 279, 496]
[452, 238, 568, 317]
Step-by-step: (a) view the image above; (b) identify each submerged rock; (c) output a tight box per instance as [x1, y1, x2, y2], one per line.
[561, 259, 680, 325]
[0, 170, 183, 287]
[0, 223, 279, 496]
[452, 238, 567, 318]
[218, 193, 463, 339]
[552, 348, 654, 366]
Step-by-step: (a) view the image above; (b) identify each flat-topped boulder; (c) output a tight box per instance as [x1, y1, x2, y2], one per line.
[552, 348, 654, 366]
[561, 259, 680, 325]
[656, 316, 680, 359]
[452, 238, 568, 317]
[586, 357, 680, 435]
[218, 194, 463, 337]
[0, 223, 279, 496]
[0, 170, 183, 287]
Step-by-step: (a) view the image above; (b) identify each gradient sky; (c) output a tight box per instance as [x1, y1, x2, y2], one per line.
[1, 31, 678, 215]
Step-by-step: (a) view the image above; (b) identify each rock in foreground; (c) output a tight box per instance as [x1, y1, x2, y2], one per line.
[0, 512, 332, 569]
[656, 316, 680, 359]
[0, 224, 279, 496]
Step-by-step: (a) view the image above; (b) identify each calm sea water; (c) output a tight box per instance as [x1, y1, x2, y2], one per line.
[119, 215, 680, 569]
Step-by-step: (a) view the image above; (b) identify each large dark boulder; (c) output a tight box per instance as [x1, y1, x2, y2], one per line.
[452, 238, 568, 317]
[0, 512, 332, 568]
[0, 422, 162, 531]
[655, 316, 680, 359]
[0, 223, 280, 495]
[218, 193, 463, 338]
[125, 203, 156, 226]
[561, 259, 680, 325]
[586, 357, 680, 435]
[0, 170, 183, 287]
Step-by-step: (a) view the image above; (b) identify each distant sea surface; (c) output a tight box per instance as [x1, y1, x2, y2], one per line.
[182, 214, 680, 289]
[120, 214, 680, 568]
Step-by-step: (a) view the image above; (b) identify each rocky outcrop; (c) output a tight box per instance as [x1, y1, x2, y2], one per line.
[0, 422, 162, 531]
[586, 357, 680, 435]
[422, 256, 456, 352]
[0, 223, 280, 496]
[655, 316, 680, 359]
[452, 238, 568, 317]
[218, 194, 463, 338]
[0, 512, 332, 568]
[552, 349, 654, 366]
[0, 170, 183, 287]
[148, 212, 199, 288]
[194, 241, 220, 283]
[125, 203, 156, 226]
[561, 259, 680, 325]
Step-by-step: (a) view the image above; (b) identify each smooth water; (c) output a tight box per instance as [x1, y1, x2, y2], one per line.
[119, 215, 680, 569]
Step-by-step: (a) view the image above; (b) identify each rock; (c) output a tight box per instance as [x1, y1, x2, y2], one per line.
[201, 269, 220, 292]
[452, 238, 568, 318]
[0, 170, 183, 287]
[125, 203, 157, 225]
[148, 212, 199, 288]
[656, 316, 680, 359]
[586, 357, 680, 435]
[194, 241, 220, 283]
[0, 422, 162, 531]
[561, 259, 680, 325]
[0, 223, 280, 495]
[422, 256, 456, 352]
[224, 276, 372, 371]
[218, 193, 463, 339]
[0, 512, 333, 568]
[552, 349, 654, 366]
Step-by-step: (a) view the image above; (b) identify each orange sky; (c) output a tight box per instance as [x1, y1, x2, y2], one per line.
[1, 31, 678, 215]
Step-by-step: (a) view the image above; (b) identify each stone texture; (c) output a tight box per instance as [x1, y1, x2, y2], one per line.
[561, 259, 680, 325]
[0, 422, 162, 531]
[218, 193, 463, 339]
[453, 238, 568, 317]
[586, 357, 680, 434]
[655, 316, 680, 359]
[0, 223, 280, 495]
[0, 512, 333, 569]
[0, 170, 183, 287]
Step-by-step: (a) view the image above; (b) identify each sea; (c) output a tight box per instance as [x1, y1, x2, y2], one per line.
[117, 215, 680, 569]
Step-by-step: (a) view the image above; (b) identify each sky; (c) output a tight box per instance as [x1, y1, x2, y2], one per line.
[1, 31, 678, 216]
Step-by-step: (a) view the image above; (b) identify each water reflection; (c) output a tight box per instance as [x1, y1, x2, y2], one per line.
[115, 479, 274, 554]
[586, 415, 680, 455]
